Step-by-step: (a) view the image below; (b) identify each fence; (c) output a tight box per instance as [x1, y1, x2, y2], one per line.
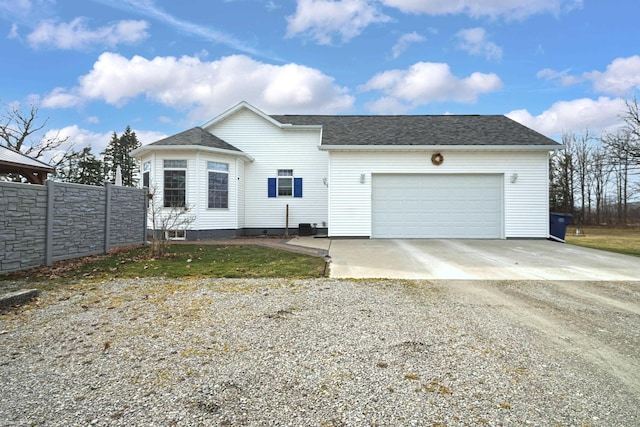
[0, 180, 147, 274]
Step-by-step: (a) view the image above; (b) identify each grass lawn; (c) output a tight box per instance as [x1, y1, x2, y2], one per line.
[1, 244, 326, 285]
[565, 226, 640, 257]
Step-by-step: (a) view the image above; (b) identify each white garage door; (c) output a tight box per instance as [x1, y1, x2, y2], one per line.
[372, 174, 503, 238]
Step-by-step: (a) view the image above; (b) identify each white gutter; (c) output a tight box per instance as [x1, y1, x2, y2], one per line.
[131, 145, 255, 162]
[318, 144, 562, 152]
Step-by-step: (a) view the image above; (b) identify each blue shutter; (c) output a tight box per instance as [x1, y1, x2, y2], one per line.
[293, 177, 303, 198]
[268, 178, 276, 198]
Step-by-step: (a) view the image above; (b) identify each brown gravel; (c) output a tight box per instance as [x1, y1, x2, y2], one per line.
[1, 277, 639, 426]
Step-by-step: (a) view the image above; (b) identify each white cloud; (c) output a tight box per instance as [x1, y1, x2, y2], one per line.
[41, 125, 111, 164]
[7, 23, 19, 39]
[284, 0, 580, 45]
[380, 0, 582, 19]
[583, 55, 640, 96]
[361, 61, 503, 112]
[506, 97, 627, 138]
[537, 68, 582, 86]
[41, 87, 83, 108]
[365, 96, 411, 114]
[26, 18, 149, 50]
[42, 53, 354, 119]
[93, 0, 264, 57]
[538, 56, 640, 96]
[286, 0, 392, 44]
[265, 1, 280, 11]
[455, 27, 502, 61]
[391, 31, 426, 59]
[135, 130, 169, 146]
[0, 0, 33, 15]
[42, 125, 168, 164]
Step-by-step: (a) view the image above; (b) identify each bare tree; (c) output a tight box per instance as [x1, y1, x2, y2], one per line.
[602, 129, 636, 225]
[549, 132, 576, 214]
[589, 147, 613, 225]
[0, 101, 70, 167]
[620, 96, 640, 159]
[147, 186, 195, 257]
[572, 130, 594, 224]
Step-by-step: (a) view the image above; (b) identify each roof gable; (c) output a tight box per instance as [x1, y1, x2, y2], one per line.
[147, 127, 242, 152]
[270, 114, 559, 147]
[201, 101, 289, 131]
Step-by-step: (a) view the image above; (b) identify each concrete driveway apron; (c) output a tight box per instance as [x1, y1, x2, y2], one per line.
[328, 239, 640, 280]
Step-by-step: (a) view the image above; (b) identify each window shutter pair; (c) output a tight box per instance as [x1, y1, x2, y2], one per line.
[268, 177, 302, 198]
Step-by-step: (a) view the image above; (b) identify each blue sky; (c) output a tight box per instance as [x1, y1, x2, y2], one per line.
[2, 0, 640, 158]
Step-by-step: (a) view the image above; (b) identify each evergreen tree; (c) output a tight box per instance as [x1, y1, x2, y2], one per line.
[75, 147, 104, 186]
[57, 146, 104, 185]
[102, 126, 141, 187]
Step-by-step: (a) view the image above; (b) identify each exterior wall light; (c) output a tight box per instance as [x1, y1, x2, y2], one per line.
[510, 173, 518, 183]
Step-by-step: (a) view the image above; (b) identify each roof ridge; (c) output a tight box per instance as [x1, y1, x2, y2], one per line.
[272, 114, 492, 117]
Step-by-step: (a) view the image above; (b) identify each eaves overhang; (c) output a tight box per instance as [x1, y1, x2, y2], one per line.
[130, 145, 255, 162]
[318, 144, 562, 152]
[0, 159, 55, 172]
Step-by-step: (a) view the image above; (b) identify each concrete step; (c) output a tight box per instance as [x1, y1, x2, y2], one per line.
[0, 289, 39, 308]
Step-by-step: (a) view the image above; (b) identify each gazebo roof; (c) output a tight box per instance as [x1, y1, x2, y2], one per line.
[0, 145, 55, 185]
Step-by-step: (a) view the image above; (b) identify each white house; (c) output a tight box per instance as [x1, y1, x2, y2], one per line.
[131, 101, 561, 240]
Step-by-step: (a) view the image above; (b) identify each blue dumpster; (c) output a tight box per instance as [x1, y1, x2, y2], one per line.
[549, 213, 573, 242]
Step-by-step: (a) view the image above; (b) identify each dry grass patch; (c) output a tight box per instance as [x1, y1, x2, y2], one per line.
[0, 244, 326, 294]
[565, 226, 640, 257]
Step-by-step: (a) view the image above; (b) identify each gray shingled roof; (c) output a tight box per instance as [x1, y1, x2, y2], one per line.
[0, 145, 54, 170]
[270, 115, 559, 146]
[148, 127, 243, 152]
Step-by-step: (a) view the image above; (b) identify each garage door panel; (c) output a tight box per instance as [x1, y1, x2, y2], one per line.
[372, 174, 503, 238]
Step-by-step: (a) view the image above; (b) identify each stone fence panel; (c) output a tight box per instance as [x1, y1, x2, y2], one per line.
[0, 181, 147, 274]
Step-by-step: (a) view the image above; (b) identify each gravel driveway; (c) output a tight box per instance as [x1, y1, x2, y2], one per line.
[1, 278, 639, 426]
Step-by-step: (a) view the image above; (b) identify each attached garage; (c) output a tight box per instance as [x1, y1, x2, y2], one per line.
[372, 174, 503, 238]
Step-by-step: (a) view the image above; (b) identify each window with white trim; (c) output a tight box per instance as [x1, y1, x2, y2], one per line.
[277, 169, 293, 196]
[142, 161, 151, 189]
[207, 161, 229, 209]
[163, 160, 187, 207]
[165, 230, 186, 240]
[268, 170, 302, 198]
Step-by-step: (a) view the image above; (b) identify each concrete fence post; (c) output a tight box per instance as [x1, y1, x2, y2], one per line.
[143, 188, 149, 245]
[45, 180, 55, 266]
[105, 182, 112, 254]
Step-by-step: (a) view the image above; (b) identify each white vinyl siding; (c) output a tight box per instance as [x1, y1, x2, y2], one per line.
[208, 108, 328, 229]
[237, 159, 245, 228]
[328, 150, 550, 239]
[195, 154, 240, 230]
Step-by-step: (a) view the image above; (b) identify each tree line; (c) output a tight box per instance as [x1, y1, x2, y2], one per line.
[550, 96, 640, 226]
[55, 127, 141, 187]
[0, 102, 140, 187]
